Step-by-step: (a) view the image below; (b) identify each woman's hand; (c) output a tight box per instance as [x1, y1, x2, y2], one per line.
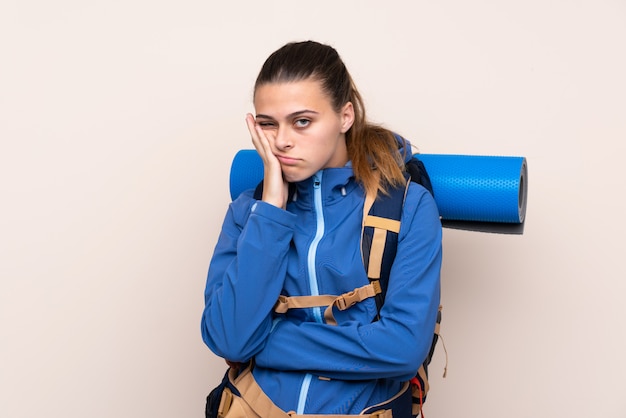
[246, 114, 289, 209]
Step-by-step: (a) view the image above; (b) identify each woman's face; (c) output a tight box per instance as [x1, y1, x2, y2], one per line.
[253, 79, 354, 183]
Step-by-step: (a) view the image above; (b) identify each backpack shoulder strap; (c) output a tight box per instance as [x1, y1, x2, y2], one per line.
[360, 153, 435, 315]
[361, 176, 411, 315]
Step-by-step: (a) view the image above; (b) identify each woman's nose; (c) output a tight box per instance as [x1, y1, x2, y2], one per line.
[273, 127, 293, 150]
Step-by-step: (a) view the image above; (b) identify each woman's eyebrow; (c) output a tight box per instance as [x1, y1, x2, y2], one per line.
[288, 110, 319, 118]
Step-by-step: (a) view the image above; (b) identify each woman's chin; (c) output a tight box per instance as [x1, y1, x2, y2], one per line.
[281, 168, 313, 184]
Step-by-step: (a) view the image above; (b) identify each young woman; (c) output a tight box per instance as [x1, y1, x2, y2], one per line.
[201, 41, 442, 417]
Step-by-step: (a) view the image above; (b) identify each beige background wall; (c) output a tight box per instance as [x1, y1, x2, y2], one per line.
[2, 1, 625, 417]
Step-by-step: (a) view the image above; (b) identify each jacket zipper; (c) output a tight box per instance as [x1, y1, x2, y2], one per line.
[297, 171, 324, 414]
[307, 172, 324, 323]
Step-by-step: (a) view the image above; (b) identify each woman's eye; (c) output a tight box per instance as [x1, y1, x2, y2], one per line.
[258, 122, 276, 129]
[294, 119, 310, 128]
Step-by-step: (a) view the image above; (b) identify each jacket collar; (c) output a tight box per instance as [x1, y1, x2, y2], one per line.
[292, 165, 360, 207]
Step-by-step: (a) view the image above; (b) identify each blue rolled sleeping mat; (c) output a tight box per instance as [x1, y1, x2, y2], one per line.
[229, 150, 528, 234]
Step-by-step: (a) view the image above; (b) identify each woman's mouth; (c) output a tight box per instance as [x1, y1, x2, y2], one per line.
[276, 155, 299, 166]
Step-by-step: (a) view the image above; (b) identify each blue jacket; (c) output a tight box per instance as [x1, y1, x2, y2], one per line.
[201, 149, 442, 414]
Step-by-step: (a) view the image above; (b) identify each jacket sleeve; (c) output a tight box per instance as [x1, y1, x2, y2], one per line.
[253, 185, 442, 381]
[201, 193, 296, 362]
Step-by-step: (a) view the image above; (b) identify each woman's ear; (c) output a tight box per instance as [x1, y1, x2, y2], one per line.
[339, 102, 355, 134]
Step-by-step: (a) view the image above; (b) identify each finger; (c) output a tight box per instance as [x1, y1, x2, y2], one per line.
[245, 114, 273, 152]
[245, 114, 263, 152]
[246, 115, 278, 165]
[246, 116, 274, 164]
[255, 123, 276, 156]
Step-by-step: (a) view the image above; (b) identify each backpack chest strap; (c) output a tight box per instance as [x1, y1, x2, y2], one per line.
[273, 281, 382, 325]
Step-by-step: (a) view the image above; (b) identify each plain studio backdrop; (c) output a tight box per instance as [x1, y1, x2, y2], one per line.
[1, 1, 625, 417]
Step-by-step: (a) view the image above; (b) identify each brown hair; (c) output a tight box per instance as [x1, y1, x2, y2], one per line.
[254, 40, 407, 196]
